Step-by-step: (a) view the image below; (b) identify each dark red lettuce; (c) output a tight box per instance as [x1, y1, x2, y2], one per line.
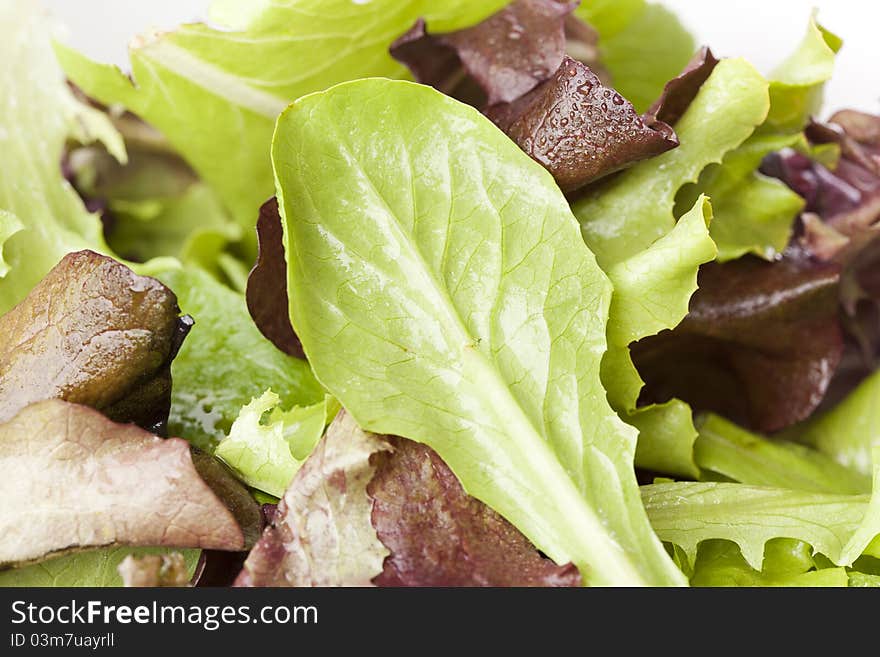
[633, 250, 843, 433]
[369, 437, 581, 587]
[644, 47, 719, 127]
[486, 56, 678, 191]
[390, 2, 678, 192]
[391, 0, 577, 107]
[245, 198, 304, 358]
[237, 412, 580, 587]
[0, 250, 191, 434]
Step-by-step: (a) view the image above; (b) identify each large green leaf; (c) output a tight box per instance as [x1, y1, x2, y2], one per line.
[274, 78, 685, 586]
[56, 0, 509, 241]
[0, 0, 124, 314]
[643, 449, 880, 570]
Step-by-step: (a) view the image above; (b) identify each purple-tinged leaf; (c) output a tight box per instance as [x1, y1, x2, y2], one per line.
[0, 250, 190, 434]
[245, 198, 304, 358]
[0, 400, 256, 568]
[486, 56, 678, 191]
[369, 437, 582, 587]
[645, 47, 719, 127]
[391, 0, 577, 107]
[633, 251, 843, 433]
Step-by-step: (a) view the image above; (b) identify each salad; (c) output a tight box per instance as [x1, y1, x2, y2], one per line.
[0, 0, 878, 588]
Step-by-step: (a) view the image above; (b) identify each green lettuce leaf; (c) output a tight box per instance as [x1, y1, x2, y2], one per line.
[0, 548, 199, 588]
[215, 390, 339, 497]
[603, 198, 715, 478]
[763, 13, 842, 133]
[0, 0, 124, 313]
[787, 369, 880, 478]
[274, 78, 685, 586]
[576, 1, 695, 113]
[69, 130, 244, 285]
[573, 58, 768, 477]
[56, 0, 509, 239]
[676, 133, 805, 262]
[154, 267, 325, 452]
[574, 57, 769, 269]
[676, 16, 840, 263]
[689, 539, 849, 587]
[694, 413, 871, 494]
[643, 448, 880, 570]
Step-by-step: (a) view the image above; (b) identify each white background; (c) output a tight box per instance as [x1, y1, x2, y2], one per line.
[43, 0, 880, 115]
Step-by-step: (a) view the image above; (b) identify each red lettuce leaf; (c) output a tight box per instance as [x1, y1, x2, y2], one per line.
[391, 0, 577, 107]
[236, 412, 580, 587]
[390, 2, 676, 191]
[369, 437, 581, 587]
[0, 400, 258, 567]
[633, 250, 843, 433]
[486, 56, 678, 192]
[0, 250, 190, 434]
[644, 47, 719, 127]
[245, 198, 304, 358]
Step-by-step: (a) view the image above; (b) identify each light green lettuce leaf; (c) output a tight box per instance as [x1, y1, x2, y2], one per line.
[642, 448, 880, 570]
[605, 197, 715, 354]
[0, 0, 124, 313]
[56, 0, 509, 241]
[154, 267, 325, 452]
[572, 58, 769, 477]
[764, 13, 842, 133]
[0, 547, 199, 587]
[676, 16, 839, 263]
[574, 58, 770, 269]
[676, 133, 805, 262]
[694, 413, 871, 494]
[576, 1, 695, 112]
[602, 198, 715, 478]
[786, 369, 880, 478]
[275, 78, 685, 586]
[215, 390, 339, 497]
[631, 400, 701, 480]
[689, 539, 848, 587]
